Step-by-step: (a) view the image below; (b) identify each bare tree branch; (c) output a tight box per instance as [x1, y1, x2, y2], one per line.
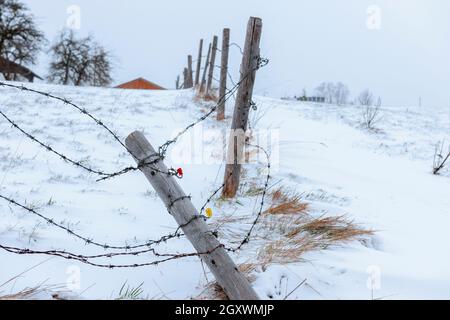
[0, 0, 46, 80]
[360, 91, 382, 130]
[48, 29, 112, 87]
[433, 141, 450, 175]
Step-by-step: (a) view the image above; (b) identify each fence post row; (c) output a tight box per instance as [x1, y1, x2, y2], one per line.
[217, 28, 230, 121]
[125, 131, 259, 300]
[200, 43, 211, 94]
[195, 39, 203, 87]
[206, 35, 218, 96]
[223, 17, 263, 198]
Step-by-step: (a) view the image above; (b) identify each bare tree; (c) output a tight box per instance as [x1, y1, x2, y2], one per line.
[334, 82, 350, 105]
[315, 82, 327, 101]
[358, 89, 374, 106]
[326, 82, 335, 103]
[0, 0, 45, 80]
[433, 141, 450, 175]
[48, 30, 112, 87]
[88, 46, 112, 87]
[47, 30, 77, 85]
[362, 94, 382, 130]
[315, 82, 335, 103]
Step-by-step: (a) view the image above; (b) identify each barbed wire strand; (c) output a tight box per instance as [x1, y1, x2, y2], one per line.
[0, 55, 270, 267]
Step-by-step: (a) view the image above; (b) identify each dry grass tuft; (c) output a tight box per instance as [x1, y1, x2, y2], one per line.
[271, 188, 285, 202]
[203, 93, 218, 102]
[197, 176, 373, 299]
[199, 263, 257, 300]
[200, 211, 373, 299]
[0, 260, 70, 300]
[265, 188, 309, 215]
[301, 216, 373, 243]
[259, 214, 373, 268]
[194, 90, 218, 102]
[0, 284, 67, 300]
[258, 238, 314, 268]
[207, 282, 228, 300]
[0, 287, 42, 300]
[265, 200, 309, 215]
[243, 180, 265, 197]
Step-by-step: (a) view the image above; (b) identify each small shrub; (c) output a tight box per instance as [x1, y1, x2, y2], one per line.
[361, 96, 382, 130]
[433, 141, 450, 175]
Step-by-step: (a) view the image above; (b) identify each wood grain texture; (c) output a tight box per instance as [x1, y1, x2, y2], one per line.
[206, 35, 219, 95]
[223, 17, 263, 198]
[200, 43, 211, 94]
[187, 55, 194, 88]
[195, 39, 203, 86]
[218, 28, 230, 121]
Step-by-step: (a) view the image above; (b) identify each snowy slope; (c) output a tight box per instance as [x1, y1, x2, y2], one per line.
[0, 82, 449, 300]
[253, 98, 450, 299]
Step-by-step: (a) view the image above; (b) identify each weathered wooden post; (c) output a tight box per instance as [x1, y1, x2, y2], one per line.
[175, 75, 180, 90]
[218, 28, 230, 121]
[195, 39, 203, 87]
[187, 55, 194, 88]
[200, 43, 211, 94]
[125, 131, 259, 300]
[183, 68, 188, 89]
[206, 35, 218, 96]
[223, 17, 263, 198]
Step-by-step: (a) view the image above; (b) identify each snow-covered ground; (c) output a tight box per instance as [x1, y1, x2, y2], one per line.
[0, 82, 449, 300]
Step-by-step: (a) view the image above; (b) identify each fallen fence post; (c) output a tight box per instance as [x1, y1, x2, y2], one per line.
[195, 39, 203, 87]
[223, 17, 263, 198]
[206, 35, 219, 96]
[125, 131, 259, 300]
[200, 43, 212, 94]
[218, 28, 230, 121]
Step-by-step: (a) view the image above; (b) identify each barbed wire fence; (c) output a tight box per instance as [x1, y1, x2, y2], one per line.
[0, 62, 269, 259]
[0, 18, 269, 299]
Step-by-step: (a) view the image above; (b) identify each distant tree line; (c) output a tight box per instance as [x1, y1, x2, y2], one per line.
[314, 82, 350, 105]
[295, 84, 384, 130]
[0, 0, 113, 86]
[297, 84, 383, 109]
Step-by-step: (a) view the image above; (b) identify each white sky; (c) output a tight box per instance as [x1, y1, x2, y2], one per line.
[22, 0, 450, 107]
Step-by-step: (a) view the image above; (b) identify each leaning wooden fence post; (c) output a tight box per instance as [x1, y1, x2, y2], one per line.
[206, 35, 218, 96]
[125, 131, 259, 300]
[218, 28, 230, 121]
[195, 39, 203, 87]
[187, 55, 194, 88]
[200, 43, 211, 94]
[223, 17, 263, 198]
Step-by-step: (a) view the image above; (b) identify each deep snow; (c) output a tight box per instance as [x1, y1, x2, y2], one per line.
[0, 82, 449, 299]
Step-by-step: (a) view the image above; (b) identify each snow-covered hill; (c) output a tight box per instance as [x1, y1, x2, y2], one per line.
[1, 82, 449, 299]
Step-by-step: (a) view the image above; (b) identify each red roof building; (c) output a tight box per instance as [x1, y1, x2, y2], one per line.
[115, 77, 165, 90]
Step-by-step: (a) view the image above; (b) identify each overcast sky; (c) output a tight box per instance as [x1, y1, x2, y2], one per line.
[22, 0, 450, 107]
